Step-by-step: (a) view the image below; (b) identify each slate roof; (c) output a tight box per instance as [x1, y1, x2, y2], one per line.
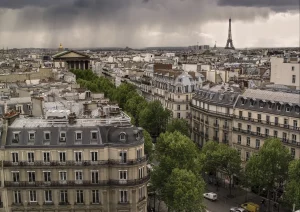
[5, 118, 143, 148]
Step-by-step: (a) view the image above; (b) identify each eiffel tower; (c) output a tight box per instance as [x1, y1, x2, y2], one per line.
[225, 18, 235, 50]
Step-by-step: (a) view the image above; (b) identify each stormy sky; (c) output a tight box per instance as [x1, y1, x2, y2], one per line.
[0, 0, 298, 48]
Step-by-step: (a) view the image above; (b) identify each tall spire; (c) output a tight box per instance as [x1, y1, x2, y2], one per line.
[225, 18, 235, 50]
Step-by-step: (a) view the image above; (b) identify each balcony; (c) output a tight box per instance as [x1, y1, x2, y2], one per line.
[223, 125, 229, 130]
[234, 115, 300, 132]
[3, 156, 148, 168]
[4, 175, 150, 188]
[190, 104, 233, 118]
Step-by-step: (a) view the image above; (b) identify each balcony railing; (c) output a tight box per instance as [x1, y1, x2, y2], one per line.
[3, 156, 147, 167]
[190, 104, 233, 117]
[233, 115, 300, 132]
[4, 175, 150, 188]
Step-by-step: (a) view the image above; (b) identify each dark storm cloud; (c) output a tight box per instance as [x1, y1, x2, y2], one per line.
[218, 0, 299, 11]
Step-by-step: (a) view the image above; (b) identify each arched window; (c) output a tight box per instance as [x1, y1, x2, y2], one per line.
[120, 132, 126, 141]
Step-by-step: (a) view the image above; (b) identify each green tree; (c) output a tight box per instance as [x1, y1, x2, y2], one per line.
[216, 144, 241, 197]
[285, 159, 300, 209]
[139, 100, 171, 138]
[200, 141, 220, 178]
[143, 130, 153, 161]
[163, 168, 205, 212]
[245, 138, 292, 210]
[166, 118, 190, 137]
[124, 95, 147, 125]
[151, 131, 203, 210]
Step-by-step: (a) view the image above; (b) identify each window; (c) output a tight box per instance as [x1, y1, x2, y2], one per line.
[292, 134, 297, 143]
[286, 106, 290, 112]
[14, 191, 21, 204]
[91, 151, 98, 161]
[120, 133, 126, 141]
[43, 152, 50, 162]
[284, 118, 288, 128]
[239, 111, 243, 118]
[60, 190, 68, 203]
[246, 137, 250, 146]
[12, 172, 20, 182]
[43, 171, 51, 182]
[250, 100, 254, 106]
[275, 117, 279, 125]
[76, 132, 82, 140]
[256, 139, 260, 149]
[59, 171, 67, 181]
[119, 170, 127, 180]
[248, 112, 252, 119]
[76, 190, 84, 204]
[293, 120, 298, 129]
[137, 148, 142, 159]
[238, 123, 242, 130]
[241, 98, 246, 105]
[246, 152, 250, 161]
[257, 114, 261, 122]
[120, 151, 127, 163]
[283, 132, 287, 141]
[60, 132, 66, 142]
[186, 95, 189, 100]
[266, 115, 270, 124]
[44, 132, 50, 140]
[256, 127, 261, 135]
[29, 190, 37, 202]
[224, 119, 228, 127]
[277, 104, 281, 111]
[13, 132, 19, 143]
[75, 152, 82, 162]
[45, 190, 52, 202]
[12, 152, 18, 162]
[59, 152, 66, 162]
[274, 130, 278, 138]
[120, 190, 128, 203]
[75, 171, 83, 181]
[138, 167, 144, 179]
[91, 131, 97, 140]
[265, 129, 269, 136]
[186, 104, 188, 110]
[291, 148, 295, 158]
[237, 135, 241, 144]
[292, 66, 295, 71]
[139, 186, 145, 200]
[177, 112, 180, 118]
[91, 171, 99, 184]
[92, 190, 100, 204]
[292, 75, 296, 83]
[247, 125, 251, 133]
[27, 152, 34, 163]
[28, 132, 35, 141]
[268, 102, 273, 109]
[28, 171, 35, 182]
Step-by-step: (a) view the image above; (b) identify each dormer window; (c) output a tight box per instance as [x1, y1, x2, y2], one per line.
[76, 132, 82, 140]
[120, 133, 126, 141]
[91, 131, 97, 140]
[28, 131, 35, 141]
[13, 132, 20, 143]
[295, 105, 300, 113]
[136, 132, 140, 139]
[277, 104, 281, 111]
[44, 132, 50, 141]
[241, 98, 246, 105]
[286, 106, 290, 112]
[250, 99, 255, 106]
[60, 132, 66, 142]
[268, 102, 273, 109]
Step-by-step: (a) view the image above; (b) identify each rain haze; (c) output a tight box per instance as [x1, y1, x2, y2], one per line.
[0, 0, 299, 48]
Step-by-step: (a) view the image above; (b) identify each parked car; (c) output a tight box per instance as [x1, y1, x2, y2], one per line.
[203, 192, 217, 201]
[241, 202, 259, 212]
[230, 207, 248, 212]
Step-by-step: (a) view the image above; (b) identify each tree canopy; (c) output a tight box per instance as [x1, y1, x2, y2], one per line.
[285, 159, 300, 209]
[166, 118, 190, 137]
[245, 138, 292, 191]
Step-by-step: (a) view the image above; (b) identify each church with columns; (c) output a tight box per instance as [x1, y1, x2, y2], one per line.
[52, 47, 90, 70]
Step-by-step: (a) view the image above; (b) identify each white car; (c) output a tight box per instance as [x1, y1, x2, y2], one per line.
[230, 207, 248, 212]
[203, 192, 217, 201]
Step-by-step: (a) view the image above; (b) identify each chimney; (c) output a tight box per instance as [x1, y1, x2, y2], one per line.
[68, 112, 77, 125]
[4, 110, 20, 126]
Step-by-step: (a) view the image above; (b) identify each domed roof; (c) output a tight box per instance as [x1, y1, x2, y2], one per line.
[59, 43, 63, 49]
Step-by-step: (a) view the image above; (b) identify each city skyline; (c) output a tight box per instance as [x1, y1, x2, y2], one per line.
[0, 0, 299, 48]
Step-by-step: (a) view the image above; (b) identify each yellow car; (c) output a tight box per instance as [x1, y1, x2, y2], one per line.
[241, 202, 259, 212]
